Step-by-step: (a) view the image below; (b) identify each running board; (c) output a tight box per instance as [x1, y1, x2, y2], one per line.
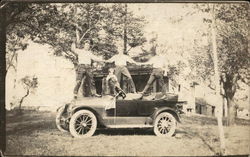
[106, 124, 153, 128]
[102, 117, 153, 126]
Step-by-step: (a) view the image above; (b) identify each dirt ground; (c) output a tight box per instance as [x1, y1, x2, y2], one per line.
[4, 110, 250, 156]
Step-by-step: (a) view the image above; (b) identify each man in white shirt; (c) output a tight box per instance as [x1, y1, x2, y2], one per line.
[71, 40, 104, 99]
[105, 50, 139, 93]
[138, 53, 168, 97]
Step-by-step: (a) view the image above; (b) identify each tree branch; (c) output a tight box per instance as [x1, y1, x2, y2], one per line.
[6, 52, 16, 71]
[79, 16, 103, 42]
[0, 2, 9, 10]
[126, 46, 133, 53]
[79, 27, 92, 42]
[18, 88, 30, 110]
[75, 27, 80, 44]
[6, 63, 16, 72]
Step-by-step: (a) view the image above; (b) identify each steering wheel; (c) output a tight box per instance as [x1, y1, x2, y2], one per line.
[117, 90, 126, 99]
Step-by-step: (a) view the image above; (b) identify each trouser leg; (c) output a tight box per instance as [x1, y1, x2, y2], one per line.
[82, 76, 91, 97]
[157, 73, 167, 94]
[127, 79, 136, 93]
[142, 73, 156, 94]
[153, 68, 166, 94]
[73, 80, 82, 95]
[73, 68, 84, 95]
[86, 69, 97, 95]
[114, 66, 122, 84]
[121, 67, 136, 93]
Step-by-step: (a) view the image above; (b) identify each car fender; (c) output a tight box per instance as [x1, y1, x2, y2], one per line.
[56, 103, 70, 113]
[152, 107, 181, 123]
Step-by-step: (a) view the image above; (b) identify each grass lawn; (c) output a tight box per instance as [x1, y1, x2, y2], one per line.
[4, 110, 250, 156]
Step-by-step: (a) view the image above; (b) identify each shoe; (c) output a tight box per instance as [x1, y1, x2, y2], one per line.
[92, 94, 102, 97]
[137, 92, 144, 95]
[73, 94, 77, 99]
[159, 95, 167, 100]
[138, 92, 144, 99]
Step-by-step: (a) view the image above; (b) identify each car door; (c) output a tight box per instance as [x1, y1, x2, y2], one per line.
[137, 100, 157, 116]
[115, 99, 139, 116]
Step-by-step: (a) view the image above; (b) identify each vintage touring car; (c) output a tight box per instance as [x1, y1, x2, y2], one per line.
[56, 92, 184, 138]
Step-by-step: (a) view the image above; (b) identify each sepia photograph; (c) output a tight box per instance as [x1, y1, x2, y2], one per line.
[0, 1, 249, 156]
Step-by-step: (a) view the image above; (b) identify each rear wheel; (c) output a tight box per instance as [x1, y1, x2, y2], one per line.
[154, 112, 176, 137]
[69, 110, 97, 138]
[56, 107, 69, 132]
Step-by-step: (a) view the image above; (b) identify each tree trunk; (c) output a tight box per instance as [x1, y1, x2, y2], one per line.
[223, 74, 237, 126]
[18, 89, 30, 111]
[210, 4, 226, 155]
[0, 6, 7, 152]
[123, 4, 127, 54]
[226, 97, 237, 125]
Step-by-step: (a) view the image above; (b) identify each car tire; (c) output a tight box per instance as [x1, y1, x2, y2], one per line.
[56, 107, 69, 132]
[69, 110, 97, 138]
[154, 112, 177, 137]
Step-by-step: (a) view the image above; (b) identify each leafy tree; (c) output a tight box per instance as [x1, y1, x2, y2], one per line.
[18, 75, 38, 111]
[201, 3, 248, 125]
[101, 3, 147, 55]
[3, 3, 147, 67]
[216, 4, 249, 125]
[183, 3, 249, 125]
[1, 2, 147, 98]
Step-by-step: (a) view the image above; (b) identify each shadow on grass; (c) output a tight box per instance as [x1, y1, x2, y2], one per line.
[181, 114, 250, 126]
[6, 110, 56, 135]
[182, 115, 217, 125]
[6, 119, 57, 135]
[95, 128, 154, 136]
[94, 128, 192, 137]
[180, 125, 220, 155]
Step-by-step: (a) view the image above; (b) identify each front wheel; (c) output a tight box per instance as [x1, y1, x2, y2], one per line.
[69, 110, 97, 138]
[154, 112, 177, 137]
